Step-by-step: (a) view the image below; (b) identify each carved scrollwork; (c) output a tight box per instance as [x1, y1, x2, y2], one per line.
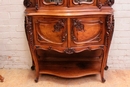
[64, 48, 75, 54]
[73, 19, 84, 31]
[106, 15, 114, 46]
[35, 4, 39, 10]
[98, 1, 103, 9]
[71, 32, 77, 41]
[97, 0, 114, 9]
[71, 19, 85, 41]
[53, 19, 65, 32]
[25, 16, 34, 47]
[23, 0, 32, 7]
[62, 32, 67, 42]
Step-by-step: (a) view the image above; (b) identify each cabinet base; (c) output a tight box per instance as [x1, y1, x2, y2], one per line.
[32, 60, 106, 83]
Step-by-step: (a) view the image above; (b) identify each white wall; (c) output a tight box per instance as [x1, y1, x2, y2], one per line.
[108, 0, 130, 69]
[0, 0, 32, 69]
[0, 0, 130, 69]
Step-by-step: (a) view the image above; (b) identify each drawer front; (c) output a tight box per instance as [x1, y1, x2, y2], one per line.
[33, 16, 67, 48]
[70, 17, 105, 47]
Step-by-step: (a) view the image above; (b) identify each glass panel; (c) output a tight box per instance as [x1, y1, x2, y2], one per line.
[74, 0, 93, 3]
[44, 0, 63, 3]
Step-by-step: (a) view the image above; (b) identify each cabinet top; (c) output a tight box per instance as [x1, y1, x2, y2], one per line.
[25, 7, 114, 16]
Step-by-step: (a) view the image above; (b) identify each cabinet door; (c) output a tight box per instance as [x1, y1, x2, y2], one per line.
[33, 16, 67, 52]
[71, 17, 105, 47]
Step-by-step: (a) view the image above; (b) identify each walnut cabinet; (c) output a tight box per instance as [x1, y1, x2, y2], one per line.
[24, 0, 114, 82]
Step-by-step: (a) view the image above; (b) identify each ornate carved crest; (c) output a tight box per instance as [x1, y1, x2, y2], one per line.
[23, 0, 32, 7]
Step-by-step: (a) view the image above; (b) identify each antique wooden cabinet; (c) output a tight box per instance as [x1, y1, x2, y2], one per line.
[24, 0, 114, 83]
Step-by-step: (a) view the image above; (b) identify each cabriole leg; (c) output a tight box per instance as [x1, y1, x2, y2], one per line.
[0, 75, 4, 82]
[35, 77, 39, 83]
[101, 77, 106, 83]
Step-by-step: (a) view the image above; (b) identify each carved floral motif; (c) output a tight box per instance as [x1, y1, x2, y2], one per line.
[53, 19, 65, 32]
[71, 19, 85, 41]
[23, 0, 32, 7]
[62, 32, 67, 42]
[98, 0, 114, 9]
[64, 48, 75, 54]
[106, 15, 114, 46]
[73, 19, 84, 31]
[25, 16, 34, 47]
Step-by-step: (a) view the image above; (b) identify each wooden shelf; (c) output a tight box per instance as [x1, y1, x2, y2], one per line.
[38, 59, 101, 78]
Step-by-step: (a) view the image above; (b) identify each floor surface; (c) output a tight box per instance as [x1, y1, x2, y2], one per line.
[0, 69, 130, 87]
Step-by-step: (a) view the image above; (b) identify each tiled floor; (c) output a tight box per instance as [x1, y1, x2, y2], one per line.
[0, 69, 130, 87]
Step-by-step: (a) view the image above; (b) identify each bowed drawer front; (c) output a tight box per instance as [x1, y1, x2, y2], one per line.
[33, 16, 106, 53]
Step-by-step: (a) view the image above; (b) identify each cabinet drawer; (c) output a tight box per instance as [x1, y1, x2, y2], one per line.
[71, 17, 105, 46]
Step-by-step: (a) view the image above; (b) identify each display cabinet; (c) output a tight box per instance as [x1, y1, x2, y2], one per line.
[24, 0, 114, 82]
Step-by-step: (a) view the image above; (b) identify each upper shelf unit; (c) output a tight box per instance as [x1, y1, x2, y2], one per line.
[24, 0, 114, 10]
